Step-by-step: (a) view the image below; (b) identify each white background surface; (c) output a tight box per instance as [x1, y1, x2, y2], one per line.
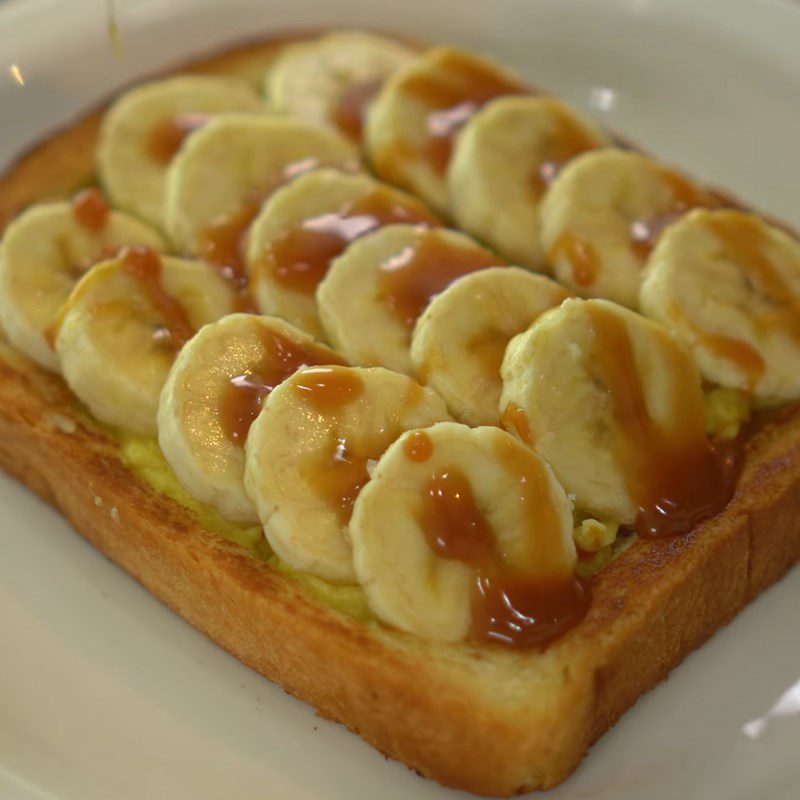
[1, 1, 800, 798]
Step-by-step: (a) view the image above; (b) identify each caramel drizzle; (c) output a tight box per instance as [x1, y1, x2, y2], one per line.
[220, 330, 346, 444]
[532, 109, 603, 195]
[401, 50, 527, 174]
[379, 232, 502, 329]
[415, 434, 585, 648]
[501, 403, 534, 445]
[147, 113, 209, 165]
[119, 245, 194, 349]
[586, 303, 740, 538]
[71, 188, 110, 232]
[197, 158, 327, 290]
[331, 78, 384, 142]
[294, 367, 370, 524]
[265, 189, 438, 296]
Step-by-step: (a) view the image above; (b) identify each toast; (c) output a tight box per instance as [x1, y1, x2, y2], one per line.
[1, 33, 799, 797]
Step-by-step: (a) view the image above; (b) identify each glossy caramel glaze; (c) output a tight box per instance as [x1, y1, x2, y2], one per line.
[549, 232, 599, 288]
[147, 114, 209, 165]
[119, 245, 195, 349]
[379, 232, 502, 328]
[220, 331, 345, 444]
[71, 187, 109, 232]
[332, 79, 383, 142]
[501, 403, 534, 446]
[403, 429, 434, 462]
[587, 303, 740, 538]
[265, 188, 438, 295]
[398, 50, 527, 174]
[417, 448, 585, 648]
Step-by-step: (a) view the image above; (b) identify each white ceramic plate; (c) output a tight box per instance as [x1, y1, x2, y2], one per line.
[1, 0, 799, 797]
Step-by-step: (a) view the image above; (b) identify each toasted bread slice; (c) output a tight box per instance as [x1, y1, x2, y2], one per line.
[1, 34, 799, 797]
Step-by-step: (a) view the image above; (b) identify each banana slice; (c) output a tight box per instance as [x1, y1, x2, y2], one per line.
[640, 208, 800, 406]
[246, 168, 438, 338]
[411, 267, 570, 426]
[158, 313, 346, 523]
[448, 96, 611, 269]
[164, 115, 360, 281]
[98, 76, 264, 228]
[540, 149, 718, 308]
[317, 224, 502, 373]
[265, 31, 416, 142]
[244, 365, 450, 583]
[365, 47, 527, 213]
[349, 422, 578, 643]
[501, 298, 736, 537]
[55, 247, 237, 435]
[0, 191, 166, 372]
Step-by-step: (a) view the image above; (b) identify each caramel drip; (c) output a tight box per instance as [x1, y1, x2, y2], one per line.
[403, 429, 434, 462]
[379, 233, 502, 329]
[706, 212, 800, 345]
[418, 449, 586, 648]
[147, 114, 209, 164]
[630, 168, 717, 260]
[673, 303, 765, 390]
[532, 110, 602, 195]
[293, 367, 372, 524]
[198, 159, 324, 288]
[402, 50, 527, 174]
[331, 78, 383, 142]
[72, 188, 109, 232]
[549, 232, 600, 287]
[266, 189, 438, 296]
[220, 331, 345, 444]
[501, 403, 534, 445]
[587, 304, 740, 538]
[119, 245, 194, 349]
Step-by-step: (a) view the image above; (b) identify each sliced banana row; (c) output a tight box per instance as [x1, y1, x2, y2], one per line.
[448, 95, 611, 269]
[317, 224, 502, 373]
[411, 267, 570, 426]
[98, 75, 264, 228]
[244, 365, 450, 583]
[164, 114, 360, 274]
[56, 247, 237, 435]
[265, 31, 416, 142]
[0, 192, 166, 372]
[158, 313, 345, 523]
[245, 168, 438, 337]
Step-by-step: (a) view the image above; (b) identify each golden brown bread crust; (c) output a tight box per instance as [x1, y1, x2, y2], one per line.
[1, 34, 799, 797]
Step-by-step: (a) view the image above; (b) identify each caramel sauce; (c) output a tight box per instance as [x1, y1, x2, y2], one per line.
[119, 245, 194, 349]
[147, 114, 209, 164]
[403, 429, 434, 462]
[532, 110, 602, 195]
[331, 78, 383, 142]
[266, 189, 438, 296]
[673, 303, 765, 390]
[706, 211, 800, 345]
[402, 50, 527, 174]
[501, 403, 534, 446]
[549, 232, 600, 287]
[587, 303, 740, 538]
[418, 440, 586, 648]
[630, 168, 717, 261]
[198, 159, 326, 289]
[293, 367, 371, 524]
[72, 188, 109, 232]
[220, 331, 345, 444]
[379, 233, 502, 328]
